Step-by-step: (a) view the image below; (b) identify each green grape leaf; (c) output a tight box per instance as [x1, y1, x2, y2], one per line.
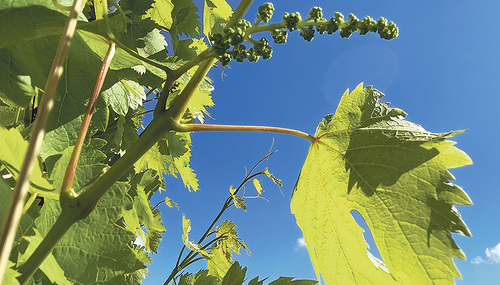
[145, 0, 174, 29]
[182, 215, 209, 257]
[170, 0, 201, 38]
[120, 0, 154, 16]
[0, 179, 69, 284]
[291, 83, 472, 284]
[207, 221, 249, 278]
[178, 270, 219, 285]
[101, 79, 146, 116]
[136, 131, 198, 191]
[165, 78, 214, 123]
[1, 32, 116, 158]
[0, 5, 66, 49]
[1, 261, 20, 285]
[35, 182, 145, 284]
[94, 108, 141, 155]
[174, 38, 209, 62]
[126, 169, 165, 253]
[77, 30, 143, 71]
[0, 126, 56, 199]
[203, 0, 233, 37]
[0, 97, 20, 128]
[221, 262, 246, 285]
[50, 139, 108, 194]
[0, 48, 37, 107]
[18, 229, 72, 285]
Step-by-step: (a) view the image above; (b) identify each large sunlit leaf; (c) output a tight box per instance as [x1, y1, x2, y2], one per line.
[291, 83, 472, 284]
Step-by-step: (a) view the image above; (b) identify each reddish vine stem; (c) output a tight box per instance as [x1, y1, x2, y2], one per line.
[178, 123, 316, 143]
[0, 0, 85, 282]
[60, 42, 116, 199]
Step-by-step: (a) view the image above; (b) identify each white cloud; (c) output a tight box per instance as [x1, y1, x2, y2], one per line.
[471, 243, 500, 264]
[297, 237, 307, 248]
[485, 243, 500, 263]
[470, 256, 486, 264]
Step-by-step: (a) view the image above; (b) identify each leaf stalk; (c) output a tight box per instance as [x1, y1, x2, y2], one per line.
[60, 42, 116, 200]
[177, 123, 315, 143]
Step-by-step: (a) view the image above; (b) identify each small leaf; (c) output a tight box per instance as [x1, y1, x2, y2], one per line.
[252, 178, 263, 195]
[232, 196, 246, 210]
[182, 215, 209, 257]
[229, 185, 236, 195]
[264, 167, 283, 187]
[165, 196, 179, 209]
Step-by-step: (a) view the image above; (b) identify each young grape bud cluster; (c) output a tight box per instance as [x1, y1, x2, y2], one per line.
[254, 37, 272, 59]
[283, 12, 302, 31]
[300, 26, 315, 42]
[210, 4, 398, 66]
[308, 7, 323, 22]
[315, 12, 398, 40]
[257, 2, 275, 23]
[271, 29, 288, 44]
[231, 44, 247, 62]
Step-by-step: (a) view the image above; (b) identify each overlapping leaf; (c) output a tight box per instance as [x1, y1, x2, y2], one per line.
[203, 0, 233, 37]
[50, 139, 108, 194]
[0, 126, 56, 199]
[291, 83, 472, 284]
[136, 131, 199, 191]
[145, 0, 174, 29]
[35, 182, 145, 284]
[123, 169, 165, 253]
[0, 179, 69, 284]
[207, 221, 249, 278]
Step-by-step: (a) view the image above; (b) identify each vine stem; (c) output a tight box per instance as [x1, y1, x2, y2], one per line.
[0, 0, 85, 282]
[178, 123, 316, 143]
[60, 42, 116, 199]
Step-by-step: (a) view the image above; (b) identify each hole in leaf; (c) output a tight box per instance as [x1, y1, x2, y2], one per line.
[350, 210, 390, 273]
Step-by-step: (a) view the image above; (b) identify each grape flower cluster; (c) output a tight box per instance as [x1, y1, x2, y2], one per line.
[210, 3, 398, 66]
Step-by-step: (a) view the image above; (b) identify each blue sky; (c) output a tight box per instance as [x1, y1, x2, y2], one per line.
[144, 0, 500, 283]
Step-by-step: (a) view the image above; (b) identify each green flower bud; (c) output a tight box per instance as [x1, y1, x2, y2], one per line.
[300, 26, 315, 42]
[219, 52, 231, 66]
[246, 48, 260, 62]
[257, 2, 274, 23]
[271, 29, 288, 44]
[235, 19, 252, 31]
[210, 33, 230, 56]
[309, 7, 323, 22]
[231, 44, 247, 62]
[283, 12, 302, 31]
[254, 37, 272, 59]
[228, 27, 245, 46]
